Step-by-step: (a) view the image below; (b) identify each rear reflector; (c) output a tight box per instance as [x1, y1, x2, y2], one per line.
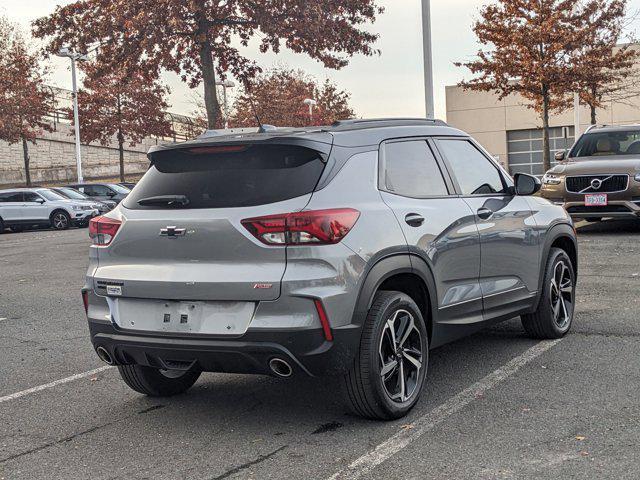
[314, 299, 333, 342]
[81, 290, 89, 316]
[241, 208, 360, 246]
[89, 216, 122, 246]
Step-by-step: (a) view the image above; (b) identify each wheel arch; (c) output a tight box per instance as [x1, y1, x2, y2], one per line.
[534, 222, 578, 309]
[353, 253, 437, 342]
[49, 208, 71, 220]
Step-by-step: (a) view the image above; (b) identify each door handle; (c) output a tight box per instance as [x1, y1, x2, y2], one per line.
[477, 207, 494, 220]
[405, 213, 425, 227]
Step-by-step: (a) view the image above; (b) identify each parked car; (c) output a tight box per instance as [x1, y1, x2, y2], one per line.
[0, 188, 98, 232]
[83, 118, 578, 420]
[540, 124, 640, 221]
[50, 187, 116, 215]
[118, 182, 136, 190]
[66, 183, 130, 204]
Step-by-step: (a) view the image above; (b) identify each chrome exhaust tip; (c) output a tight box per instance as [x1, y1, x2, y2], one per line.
[95, 346, 114, 365]
[269, 358, 293, 378]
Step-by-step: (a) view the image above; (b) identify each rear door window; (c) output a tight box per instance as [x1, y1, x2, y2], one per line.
[0, 192, 24, 202]
[125, 144, 326, 209]
[381, 140, 449, 197]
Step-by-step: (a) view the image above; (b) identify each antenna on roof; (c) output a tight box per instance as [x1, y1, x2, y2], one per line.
[243, 81, 266, 132]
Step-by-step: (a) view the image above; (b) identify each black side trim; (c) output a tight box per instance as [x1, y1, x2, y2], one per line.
[352, 252, 438, 339]
[534, 223, 578, 309]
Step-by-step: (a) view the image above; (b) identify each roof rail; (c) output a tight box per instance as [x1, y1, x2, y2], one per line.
[330, 118, 448, 130]
[585, 124, 606, 133]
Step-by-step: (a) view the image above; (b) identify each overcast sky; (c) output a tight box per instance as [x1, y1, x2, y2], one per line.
[2, 0, 640, 120]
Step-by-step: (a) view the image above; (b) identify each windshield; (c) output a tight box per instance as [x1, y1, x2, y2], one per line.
[38, 189, 67, 201]
[108, 184, 131, 194]
[57, 187, 88, 200]
[570, 130, 640, 158]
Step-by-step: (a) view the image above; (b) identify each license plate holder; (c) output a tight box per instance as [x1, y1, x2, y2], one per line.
[106, 298, 255, 335]
[584, 193, 608, 206]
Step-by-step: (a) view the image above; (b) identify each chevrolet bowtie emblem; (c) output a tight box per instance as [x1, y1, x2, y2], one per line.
[160, 226, 187, 237]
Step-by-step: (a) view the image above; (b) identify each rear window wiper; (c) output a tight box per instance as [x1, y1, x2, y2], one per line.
[137, 195, 190, 207]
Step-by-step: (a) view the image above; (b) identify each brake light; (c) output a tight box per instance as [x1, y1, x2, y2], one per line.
[89, 216, 121, 246]
[241, 208, 360, 246]
[187, 145, 248, 154]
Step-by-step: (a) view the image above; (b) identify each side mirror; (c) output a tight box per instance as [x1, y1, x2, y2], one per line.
[554, 151, 566, 162]
[514, 173, 541, 196]
[36, 198, 45, 204]
[107, 191, 116, 197]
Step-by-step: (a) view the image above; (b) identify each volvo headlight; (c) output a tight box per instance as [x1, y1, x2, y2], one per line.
[634, 173, 640, 182]
[71, 205, 82, 211]
[542, 173, 562, 185]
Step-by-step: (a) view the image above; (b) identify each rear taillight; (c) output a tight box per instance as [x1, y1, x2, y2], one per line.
[89, 216, 121, 246]
[241, 208, 360, 246]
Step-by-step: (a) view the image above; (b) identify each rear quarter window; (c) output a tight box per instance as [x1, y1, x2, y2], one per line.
[124, 144, 326, 209]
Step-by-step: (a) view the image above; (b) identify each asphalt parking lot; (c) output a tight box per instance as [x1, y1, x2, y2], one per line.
[1, 220, 639, 480]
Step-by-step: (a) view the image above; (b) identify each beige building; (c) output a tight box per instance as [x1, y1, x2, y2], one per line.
[446, 78, 640, 176]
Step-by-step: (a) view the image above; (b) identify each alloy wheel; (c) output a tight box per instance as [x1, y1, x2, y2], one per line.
[550, 260, 573, 329]
[378, 309, 423, 403]
[53, 213, 68, 229]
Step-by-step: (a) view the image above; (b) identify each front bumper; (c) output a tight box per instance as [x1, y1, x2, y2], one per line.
[73, 209, 99, 225]
[561, 200, 640, 219]
[89, 319, 361, 377]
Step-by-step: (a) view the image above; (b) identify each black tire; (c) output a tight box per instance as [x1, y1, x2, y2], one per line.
[0, 217, 5, 233]
[343, 291, 429, 420]
[117, 364, 201, 397]
[50, 210, 71, 230]
[521, 248, 576, 339]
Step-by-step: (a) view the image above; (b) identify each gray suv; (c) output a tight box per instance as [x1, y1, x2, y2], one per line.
[83, 119, 578, 420]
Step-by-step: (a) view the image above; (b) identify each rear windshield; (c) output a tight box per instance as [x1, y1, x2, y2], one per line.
[124, 144, 325, 209]
[570, 130, 640, 158]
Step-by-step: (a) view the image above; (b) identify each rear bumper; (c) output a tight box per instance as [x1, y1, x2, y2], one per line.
[88, 319, 361, 377]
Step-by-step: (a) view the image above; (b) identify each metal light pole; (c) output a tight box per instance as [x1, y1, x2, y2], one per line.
[573, 92, 581, 140]
[421, 0, 435, 119]
[219, 80, 235, 129]
[57, 48, 88, 182]
[303, 98, 317, 125]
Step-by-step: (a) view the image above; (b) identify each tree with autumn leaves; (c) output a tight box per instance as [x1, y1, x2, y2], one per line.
[75, 64, 173, 181]
[33, 0, 383, 130]
[0, 16, 54, 186]
[230, 68, 355, 128]
[458, 0, 635, 172]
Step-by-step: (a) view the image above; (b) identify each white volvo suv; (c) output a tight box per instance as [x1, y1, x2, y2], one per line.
[0, 188, 98, 233]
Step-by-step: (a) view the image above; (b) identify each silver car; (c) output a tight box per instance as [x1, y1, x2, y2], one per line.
[0, 188, 98, 232]
[83, 119, 578, 420]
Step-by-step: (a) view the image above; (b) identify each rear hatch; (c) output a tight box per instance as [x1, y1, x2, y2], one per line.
[92, 139, 330, 303]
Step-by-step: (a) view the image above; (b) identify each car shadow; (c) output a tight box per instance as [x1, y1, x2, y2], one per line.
[118, 319, 538, 432]
[575, 218, 640, 235]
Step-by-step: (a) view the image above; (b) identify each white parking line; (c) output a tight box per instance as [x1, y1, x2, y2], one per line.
[0, 317, 7, 322]
[0, 366, 113, 405]
[328, 339, 562, 480]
